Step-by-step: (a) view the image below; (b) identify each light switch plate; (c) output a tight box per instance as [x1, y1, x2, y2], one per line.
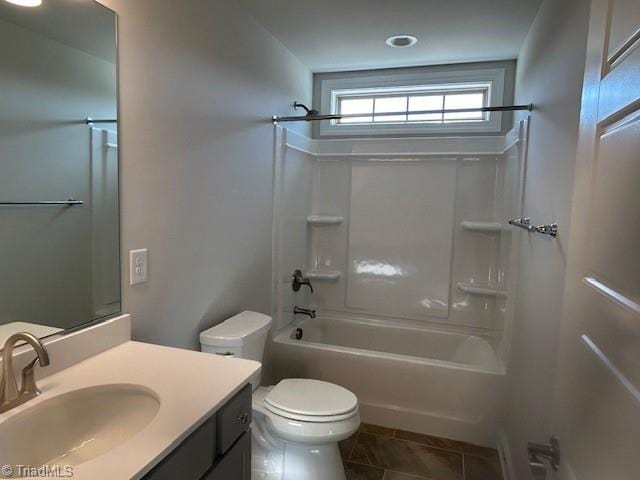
[129, 249, 148, 285]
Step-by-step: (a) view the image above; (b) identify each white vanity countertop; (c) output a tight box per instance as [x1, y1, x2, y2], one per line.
[0, 340, 260, 480]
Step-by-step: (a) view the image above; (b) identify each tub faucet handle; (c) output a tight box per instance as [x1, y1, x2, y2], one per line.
[292, 269, 314, 293]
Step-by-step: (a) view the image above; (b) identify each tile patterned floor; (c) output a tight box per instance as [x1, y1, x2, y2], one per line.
[340, 424, 504, 480]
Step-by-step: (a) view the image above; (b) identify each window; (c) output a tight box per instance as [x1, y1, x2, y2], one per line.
[336, 84, 489, 125]
[318, 67, 507, 136]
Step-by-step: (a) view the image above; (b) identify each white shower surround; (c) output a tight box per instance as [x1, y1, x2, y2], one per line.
[275, 127, 524, 333]
[270, 124, 527, 445]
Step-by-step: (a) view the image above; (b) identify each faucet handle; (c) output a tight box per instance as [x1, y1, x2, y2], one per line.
[292, 269, 314, 293]
[20, 357, 44, 397]
[0, 374, 10, 405]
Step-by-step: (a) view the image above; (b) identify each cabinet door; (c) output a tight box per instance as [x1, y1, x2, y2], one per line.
[217, 384, 252, 454]
[144, 417, 217, 480]
[204, 432, 251, 480]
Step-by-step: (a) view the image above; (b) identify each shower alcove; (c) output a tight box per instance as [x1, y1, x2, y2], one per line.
[269, 121, 528, 445]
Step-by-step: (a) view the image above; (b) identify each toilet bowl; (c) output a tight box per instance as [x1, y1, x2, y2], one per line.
[200, 312, 360, 480]
[252, 380, 360, 480]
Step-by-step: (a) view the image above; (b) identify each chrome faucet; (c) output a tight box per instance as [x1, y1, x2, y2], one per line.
[0, 332, 50, 414]
[293, 306, 316, 319]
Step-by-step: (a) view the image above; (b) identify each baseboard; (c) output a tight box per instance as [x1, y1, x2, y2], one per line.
[359, 401, 497, 448]
[497, 429, 515, 480]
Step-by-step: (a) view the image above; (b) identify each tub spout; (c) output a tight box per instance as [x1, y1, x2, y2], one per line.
[293, 306, 316, 319]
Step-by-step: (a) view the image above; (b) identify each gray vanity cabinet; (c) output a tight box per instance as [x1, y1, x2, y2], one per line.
[203, 432, 251, 480]
[144, 384, 252, 480]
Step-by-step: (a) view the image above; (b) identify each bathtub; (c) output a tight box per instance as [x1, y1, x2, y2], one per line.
[269, 316, 505, 446]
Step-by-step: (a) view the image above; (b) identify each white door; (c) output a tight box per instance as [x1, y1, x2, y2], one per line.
[549, 0, 640, 478]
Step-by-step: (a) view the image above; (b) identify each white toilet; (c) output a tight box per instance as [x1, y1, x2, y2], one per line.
[200, 311, 360, 480]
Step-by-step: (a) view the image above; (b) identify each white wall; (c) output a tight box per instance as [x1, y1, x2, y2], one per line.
[0, 18, 116, 330]
[503, 0, 590, 477]
[98, 0, 312, 349]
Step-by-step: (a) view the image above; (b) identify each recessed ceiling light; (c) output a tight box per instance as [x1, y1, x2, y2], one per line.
[4, 0, 42, 7]
[385, 35, 418, 48]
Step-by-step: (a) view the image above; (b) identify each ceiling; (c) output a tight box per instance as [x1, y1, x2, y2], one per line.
[0, 0, 116, 62]
[241, 0, 542, 72]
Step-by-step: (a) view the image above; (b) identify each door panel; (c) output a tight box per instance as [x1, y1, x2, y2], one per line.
[553, 0, 640, 479]
[599, 0, 640, 120]
[588, 112, 640, 298]
[559, 334, 640, 479]
[582, 280, 640, 395]
[599, 45, 640, 120]
[606, 0, 640, 62]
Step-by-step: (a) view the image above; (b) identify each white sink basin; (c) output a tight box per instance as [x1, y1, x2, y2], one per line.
[0, 384, 160, 469]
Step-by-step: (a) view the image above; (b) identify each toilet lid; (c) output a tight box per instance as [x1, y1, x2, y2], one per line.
[264, 379, 358, 417]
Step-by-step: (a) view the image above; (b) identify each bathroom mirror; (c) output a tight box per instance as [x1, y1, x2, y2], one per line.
[0, 0, 119, 346]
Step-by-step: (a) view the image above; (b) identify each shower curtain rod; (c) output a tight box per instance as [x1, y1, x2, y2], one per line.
[272, 103, 533, 123]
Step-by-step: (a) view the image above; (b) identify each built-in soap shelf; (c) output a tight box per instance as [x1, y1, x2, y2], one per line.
[460, 221, 502, 233]
[457, 282, 507, 298]
[307, 215, 344, 226]
[307, 270, 341, 281]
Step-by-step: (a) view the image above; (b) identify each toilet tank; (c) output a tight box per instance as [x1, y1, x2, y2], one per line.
[200, 311, 272, 362]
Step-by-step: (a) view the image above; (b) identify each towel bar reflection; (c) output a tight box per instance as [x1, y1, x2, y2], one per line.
[85, 117, 117, 125]
[508, 217, 558, 237]
[0, 198, 83, 206]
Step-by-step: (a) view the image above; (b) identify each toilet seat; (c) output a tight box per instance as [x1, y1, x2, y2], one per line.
[263, 379, 358, 423]
[253, 383, 360, 445]
[264, 402, 358, 423]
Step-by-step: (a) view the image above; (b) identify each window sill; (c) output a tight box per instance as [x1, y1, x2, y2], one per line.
[319, 119, 503, 137]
